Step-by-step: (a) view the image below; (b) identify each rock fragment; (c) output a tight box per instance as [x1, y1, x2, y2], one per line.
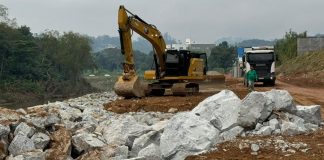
[14, 122, 35, 138]
[251, 144, 260, 152]
[31, 132, 50, 150]
[295, 105, 322, 125]
[8, 133, 36, 156]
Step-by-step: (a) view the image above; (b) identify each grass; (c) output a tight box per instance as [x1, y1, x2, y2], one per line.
[277, 50, 324, 75]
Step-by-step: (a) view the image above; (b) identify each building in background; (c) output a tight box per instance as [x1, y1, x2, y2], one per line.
[297, 37, 324, 55]
[166, 38, 216, 56]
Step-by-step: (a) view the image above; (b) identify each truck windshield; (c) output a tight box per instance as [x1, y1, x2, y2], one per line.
[247, 53, 274, 62]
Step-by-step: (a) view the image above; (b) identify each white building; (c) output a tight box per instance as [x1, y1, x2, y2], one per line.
[166, 38, 216, 56]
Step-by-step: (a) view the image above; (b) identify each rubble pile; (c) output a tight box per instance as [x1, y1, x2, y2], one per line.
[0, 90, 322, 160]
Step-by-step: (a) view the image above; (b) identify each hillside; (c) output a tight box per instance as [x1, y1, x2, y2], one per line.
[277, 50, 324, 88]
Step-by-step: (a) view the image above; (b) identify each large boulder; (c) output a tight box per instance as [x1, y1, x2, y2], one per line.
[238, 92, 274, 128]
[54, 102, 82, 122]
[31, 132, 50, 150]
[72, 133, 105, 154]
[102, 116, 152, 147]
[138, 143, 162, 160]
[264, 89, 296, 113]
[295, 105, 322, 125]
[160, 112, 219, 160]
[45, 114, 61, 127]
[14, 122, 35, 138]
[23, 116, 47, 129]
[192, 90, 241, 131]
[8, 133, 36, 156]
[130, 131, 160, 157]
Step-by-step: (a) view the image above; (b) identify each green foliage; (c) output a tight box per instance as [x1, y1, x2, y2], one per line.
[94, 48, 153, 73]
[208, 41, 237, 72]
[0, 22, 94, 95]
[0, 24, 39, 81]
[275, 30, 307, 65]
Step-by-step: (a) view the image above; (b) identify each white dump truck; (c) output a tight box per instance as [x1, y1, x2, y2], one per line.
[242, 46, 276, 86]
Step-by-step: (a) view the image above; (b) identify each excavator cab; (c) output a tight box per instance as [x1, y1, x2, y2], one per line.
[164, 50, 207, 77]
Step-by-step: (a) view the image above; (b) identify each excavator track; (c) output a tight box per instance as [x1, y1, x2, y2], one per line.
[171, 83, 199, 96]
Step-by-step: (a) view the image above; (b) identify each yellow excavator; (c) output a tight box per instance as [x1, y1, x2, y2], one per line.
[114, 5, 215, 98]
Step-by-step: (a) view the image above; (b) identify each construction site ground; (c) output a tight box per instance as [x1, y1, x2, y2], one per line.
[104, 76, 324, 159]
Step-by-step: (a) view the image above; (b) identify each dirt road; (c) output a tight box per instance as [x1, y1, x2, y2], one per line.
[226, 77, 324, 117]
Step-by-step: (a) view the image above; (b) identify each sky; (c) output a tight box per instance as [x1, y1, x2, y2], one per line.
[1, 0, 324, 43]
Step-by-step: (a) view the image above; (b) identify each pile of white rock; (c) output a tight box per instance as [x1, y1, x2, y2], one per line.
[0, 90, 322, 160]
[160, 89, 322, 159]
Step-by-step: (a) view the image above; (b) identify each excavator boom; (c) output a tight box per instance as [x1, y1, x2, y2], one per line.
[114, 5, 167, 98]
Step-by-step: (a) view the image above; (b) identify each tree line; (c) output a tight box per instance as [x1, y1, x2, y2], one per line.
[0, 5, 94, 97]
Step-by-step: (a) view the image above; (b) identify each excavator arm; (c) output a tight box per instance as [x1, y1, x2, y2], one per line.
[114, 5, 167, 98]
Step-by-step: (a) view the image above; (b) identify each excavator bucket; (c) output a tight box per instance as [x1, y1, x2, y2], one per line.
[114, 76, 145, 98]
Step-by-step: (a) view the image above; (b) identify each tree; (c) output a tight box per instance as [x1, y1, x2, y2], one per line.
[208, 41, 236, 72]
[0, 4, 17, 27]
[275, 30, 307, 65]
[37, 31, 94, 84]
[0, 23, 39, 81]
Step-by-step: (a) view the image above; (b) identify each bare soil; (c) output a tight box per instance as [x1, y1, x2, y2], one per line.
[105, 92, 215, 114]
[186, 129, 324, 160]
[104, 75, 324, 159]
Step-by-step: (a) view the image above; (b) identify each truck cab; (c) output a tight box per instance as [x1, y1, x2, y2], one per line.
[242, 46, 276, 86]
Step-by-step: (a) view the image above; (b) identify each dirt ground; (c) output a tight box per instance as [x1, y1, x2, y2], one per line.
[104, 82, 224, 113]
[104, 76, 324, 159]
[186, 129, 324, 160]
